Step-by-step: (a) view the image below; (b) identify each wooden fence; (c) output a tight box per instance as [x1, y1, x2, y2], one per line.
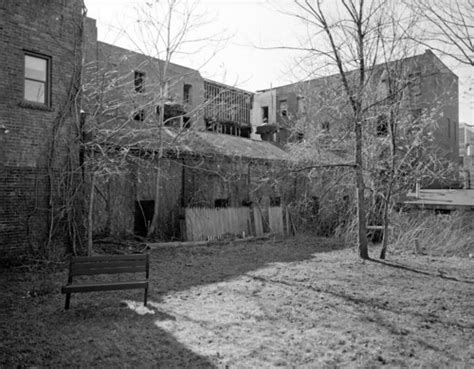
[185, 206, 290, 241]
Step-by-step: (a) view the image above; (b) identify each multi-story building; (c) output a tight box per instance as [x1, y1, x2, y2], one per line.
[0, 0, 84, 256]
[83, 18, 253, 139]
[252, 50, 459, 169]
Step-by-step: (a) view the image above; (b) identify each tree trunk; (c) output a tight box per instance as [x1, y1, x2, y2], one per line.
[87, 172, 95, 256]
[379, 195, 390, 259]
[147, 163, 161, 237]
[355, 119, 369, 259]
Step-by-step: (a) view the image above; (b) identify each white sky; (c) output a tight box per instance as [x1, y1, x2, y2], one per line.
[85, 0, 472, 124]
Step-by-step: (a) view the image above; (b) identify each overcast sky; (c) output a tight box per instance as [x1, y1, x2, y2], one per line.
[85, 0, 472, 123]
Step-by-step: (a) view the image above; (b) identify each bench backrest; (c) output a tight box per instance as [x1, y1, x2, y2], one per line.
[69, 254, 149, 277]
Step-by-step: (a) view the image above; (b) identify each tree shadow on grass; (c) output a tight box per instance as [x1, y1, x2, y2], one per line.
[148, 236, 345, 297]
[369, 258, 474, 284]
[43, 299, 217, 368]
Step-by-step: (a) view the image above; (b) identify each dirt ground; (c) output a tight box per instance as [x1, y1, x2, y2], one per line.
[1, 236, 473, 368]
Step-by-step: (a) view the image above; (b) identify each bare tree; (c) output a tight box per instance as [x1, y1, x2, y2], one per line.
[404, 0, 473, 66]
[273, 0, 457, 259]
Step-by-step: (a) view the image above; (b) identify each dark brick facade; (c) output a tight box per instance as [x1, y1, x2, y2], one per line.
[0, 0, 84, 256]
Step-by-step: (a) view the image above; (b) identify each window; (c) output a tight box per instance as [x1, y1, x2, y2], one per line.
[24, 52, 51, 105]
[261, 106, 269, 123]
[133, 110, 145, 121]
[134, 71, 145, 93]
[214, 198, 229, 208]
[279, 100, 288, 117]
[376, 115, 388, 136]
[183, 84, 192, 104]
[270, 196, 281, 207]
[321, 121, 330, 132]
[297, 96, 306, 115]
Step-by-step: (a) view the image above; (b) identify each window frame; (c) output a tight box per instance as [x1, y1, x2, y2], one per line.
[183, 83, 192, 104]
[134, 70, 146, 93]
[23, 51, 52, 107]
[279, 99, 288, 117]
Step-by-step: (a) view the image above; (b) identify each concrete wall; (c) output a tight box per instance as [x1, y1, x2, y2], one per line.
[0, 0, 84, 256]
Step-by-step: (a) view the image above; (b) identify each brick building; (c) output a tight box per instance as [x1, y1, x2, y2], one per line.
[252, 50, 459, 179]
[82, 18, 288, 241]
[0, 0, 84, 256]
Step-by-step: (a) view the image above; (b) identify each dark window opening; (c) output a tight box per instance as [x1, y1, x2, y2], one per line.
[183, 116, 191, 129]
[214, 198, 229, 208]
[134, 200, 154, 236]
[270, 196, 281, 207]
[134, 71, 145, 93]
[311, 196, 320, 215]
[296, 132, 304, 142]
[183, 84, 192, 104]
[376, 115, 388, 136]
[133, 110, 145, 121]
[241, 199, 252, 207]
[279, 100, 287, 117]
[321, 121, 330, 132]
[262, 106, 269, 123]
[24, 51, 51, 105]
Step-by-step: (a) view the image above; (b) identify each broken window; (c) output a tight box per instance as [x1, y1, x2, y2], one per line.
[321, 121, 330, 132]
[270, 197, 281, 207]
[261, 106, 269, 123]
[24, 52, 51, 105]
[183, 84, 192, 104]
[279, 100, 288, 117]
[134, 71, 145, 93]
[214, 198, 229, 208]
[133, 109, 145, 121]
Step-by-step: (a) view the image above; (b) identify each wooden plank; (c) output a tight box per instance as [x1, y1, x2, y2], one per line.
[61, 280, 148, 293]
[72, 254, 147, 262]
[72, 259, 147, 269]
[254, 207, 263, 236]
[268, 206, 284, 234]
[71, 265, 147, 276]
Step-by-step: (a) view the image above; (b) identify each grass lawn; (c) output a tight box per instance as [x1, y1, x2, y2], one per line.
[1, 236, 473, 367]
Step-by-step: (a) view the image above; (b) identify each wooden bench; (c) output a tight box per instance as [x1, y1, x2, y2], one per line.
[61, 254, 149, 310]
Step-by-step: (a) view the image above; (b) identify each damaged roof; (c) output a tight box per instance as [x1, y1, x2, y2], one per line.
[106, 127, 290, 162]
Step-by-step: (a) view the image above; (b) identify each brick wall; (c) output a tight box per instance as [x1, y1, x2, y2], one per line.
[0, 0, 84, 257]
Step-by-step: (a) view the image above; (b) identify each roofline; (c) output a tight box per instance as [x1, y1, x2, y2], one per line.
[256, 49, 455, 93]
[203, 78, 254, 95]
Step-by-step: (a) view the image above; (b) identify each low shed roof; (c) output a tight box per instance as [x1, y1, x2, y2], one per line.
[107, 127, 290, 162]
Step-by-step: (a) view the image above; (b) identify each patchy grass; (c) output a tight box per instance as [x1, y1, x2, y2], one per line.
[390, 211, 474, 257]
[1, 236, 473, 367]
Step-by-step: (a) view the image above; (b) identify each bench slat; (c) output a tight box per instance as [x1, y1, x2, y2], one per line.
[62, 280, 148, 293]
[70, 260, 147, 275]
[62, 254, 149, 309]
[71, 265, 147, 276]
[72, 254, 147, 262]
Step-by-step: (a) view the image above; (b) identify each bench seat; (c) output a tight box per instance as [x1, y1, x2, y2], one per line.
[61, 254, 149, 309]
[61, 280, 148, 293]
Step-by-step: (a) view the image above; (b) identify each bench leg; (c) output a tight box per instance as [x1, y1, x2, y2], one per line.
[144, 288, 148, 307]
[65, 293, 71, 310]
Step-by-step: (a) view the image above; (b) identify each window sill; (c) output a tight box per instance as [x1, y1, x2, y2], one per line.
[18, 101, 54, 112]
